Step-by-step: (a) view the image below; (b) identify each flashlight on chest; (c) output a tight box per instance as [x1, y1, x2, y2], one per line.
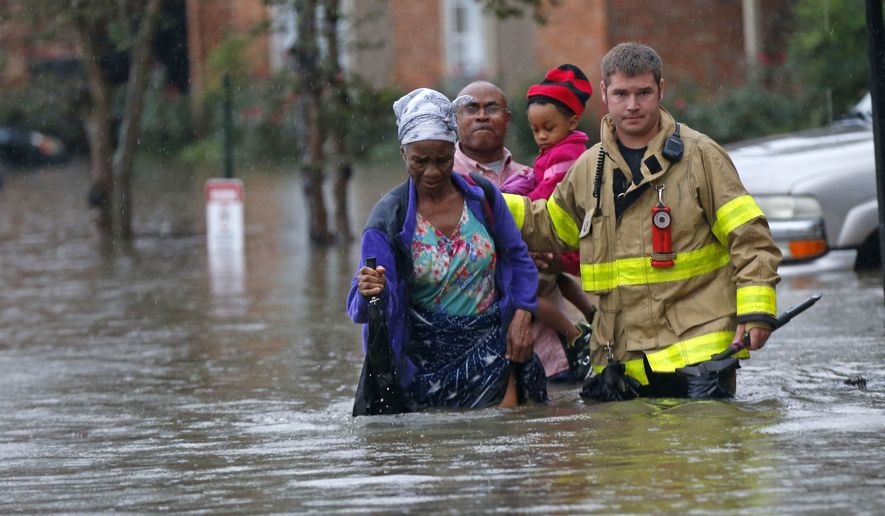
[651, 184, 674, 268]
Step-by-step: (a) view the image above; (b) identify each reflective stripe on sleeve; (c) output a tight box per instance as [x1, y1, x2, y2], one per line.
[645, 331, 750, 373]
[737, 285, 777, 318]
[711, 195, 765, 245]
[502, 193, 525, 230]
[547, 197, 580, 249]
[580, 242, 731, 291]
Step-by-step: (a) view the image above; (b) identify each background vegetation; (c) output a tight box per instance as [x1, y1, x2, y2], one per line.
[0, 0, 873, 164]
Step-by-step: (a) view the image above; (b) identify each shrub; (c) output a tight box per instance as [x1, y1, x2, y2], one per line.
[179, 72, 403, 168]
[0, 69, 87, 151]
[668, 76, 808, 144]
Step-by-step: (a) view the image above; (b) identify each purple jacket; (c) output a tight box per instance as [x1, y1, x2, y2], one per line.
[346, 172, 538, 388]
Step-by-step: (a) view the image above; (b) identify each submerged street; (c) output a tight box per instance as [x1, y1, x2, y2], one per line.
[0, 160, 883, 513]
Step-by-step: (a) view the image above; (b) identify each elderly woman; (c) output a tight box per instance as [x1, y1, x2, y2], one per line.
[347, 88, 547, 410]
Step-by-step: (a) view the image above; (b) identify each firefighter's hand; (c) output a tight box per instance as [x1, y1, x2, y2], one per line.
[733, 322, 771, 351]
[358, 265, 386, 297]
[506, 309, 534, 363]
[529, 251, 562, 274]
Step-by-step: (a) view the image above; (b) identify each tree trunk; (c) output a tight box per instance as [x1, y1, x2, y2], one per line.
[72, 0, 160, 240]
[333, 161, 353, 241]
[322, 0, 353, 242]
[294, 0, 333, 244]
[112, 0, 161, 240]
[73, 17, 115, 235]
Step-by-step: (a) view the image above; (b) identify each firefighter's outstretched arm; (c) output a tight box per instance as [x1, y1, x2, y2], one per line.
[501, 146, 596, 255]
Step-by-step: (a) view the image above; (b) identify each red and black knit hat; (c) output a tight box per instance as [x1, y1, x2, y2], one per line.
[527, 64, 592, 117]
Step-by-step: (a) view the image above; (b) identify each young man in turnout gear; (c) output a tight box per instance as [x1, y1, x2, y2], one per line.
[504, 42, 782, 397]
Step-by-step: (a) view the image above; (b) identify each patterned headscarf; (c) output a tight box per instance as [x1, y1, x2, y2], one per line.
[393, 88, 473, 145]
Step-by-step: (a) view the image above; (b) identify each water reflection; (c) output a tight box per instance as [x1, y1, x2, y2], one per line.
[0, 160, 883, 513]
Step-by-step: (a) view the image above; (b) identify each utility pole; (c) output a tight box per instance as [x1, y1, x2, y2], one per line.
[222, 73, 234, 179]
[865, 0, 885, 299]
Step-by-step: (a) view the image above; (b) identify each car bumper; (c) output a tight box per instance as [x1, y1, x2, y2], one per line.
[778, 249, 857, 275]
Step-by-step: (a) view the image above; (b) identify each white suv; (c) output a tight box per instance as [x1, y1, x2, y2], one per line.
[728, 94, 879, 271]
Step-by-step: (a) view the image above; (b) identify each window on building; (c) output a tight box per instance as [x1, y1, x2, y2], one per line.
[268, 2, 350, 73]
[442, 0, 487, 78]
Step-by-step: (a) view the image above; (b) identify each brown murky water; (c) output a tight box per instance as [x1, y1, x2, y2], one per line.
[0, 159, 883, 513]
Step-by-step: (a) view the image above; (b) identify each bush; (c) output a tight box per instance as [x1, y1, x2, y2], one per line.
[668, 76, 809, 144]
[178, 72, 403, 168]
[0, 70, 87, 151]
[335, 77, 403, 160]
[139, 80, 195, 155]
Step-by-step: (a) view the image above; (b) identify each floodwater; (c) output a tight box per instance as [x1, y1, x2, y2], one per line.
[0, 159, 883, 513]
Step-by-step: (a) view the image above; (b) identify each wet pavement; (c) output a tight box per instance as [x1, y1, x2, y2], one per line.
[0, 159, 883, 513]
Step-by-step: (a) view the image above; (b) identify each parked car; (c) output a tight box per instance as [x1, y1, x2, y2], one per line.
[728, 93, 879, 271]
[0, 126, 67, 167]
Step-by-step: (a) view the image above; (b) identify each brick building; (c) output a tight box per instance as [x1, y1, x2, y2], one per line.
[1, 0, 793, 111]
[343, 0, 793, 100]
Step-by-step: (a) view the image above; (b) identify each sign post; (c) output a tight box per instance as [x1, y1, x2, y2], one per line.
[206, 178, 245, 296]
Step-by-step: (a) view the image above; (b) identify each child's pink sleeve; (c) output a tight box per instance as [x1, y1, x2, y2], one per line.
[526, 139, 584, 201]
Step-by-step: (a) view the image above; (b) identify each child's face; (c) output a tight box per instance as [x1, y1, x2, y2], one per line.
[527, 103, 578, 152]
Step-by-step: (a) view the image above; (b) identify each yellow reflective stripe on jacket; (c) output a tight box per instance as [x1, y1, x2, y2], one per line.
[502, 193, 525, 230]
[580, 242, 731, 291]
[547, 197, 580, 249]
[737, 285, 777, 317]
[711, 195, 765, 245]
[645, 331, 750, 373]
[592, 358, 650, 386]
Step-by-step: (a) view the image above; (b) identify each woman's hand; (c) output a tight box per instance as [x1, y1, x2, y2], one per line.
[506, 309, 534, 363]
[358, 265, 386, 297]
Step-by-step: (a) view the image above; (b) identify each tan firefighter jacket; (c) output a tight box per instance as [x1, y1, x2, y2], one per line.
[504, 108, 782, 385]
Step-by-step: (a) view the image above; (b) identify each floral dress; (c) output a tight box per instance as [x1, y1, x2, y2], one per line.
[409, 203, 497, 315]
[405, 203, 547, 408]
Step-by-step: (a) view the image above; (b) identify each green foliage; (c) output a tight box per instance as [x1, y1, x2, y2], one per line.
[333, 77, 403, 160]
[666, 0, 871, 143]
[668, 77, 807, 144]
[138, 82, 194, 155]
[0, 72, 87, 150]
[205, 33, 257, 83]
[788, 0, 870, 120]
[177, 71, 403, 167]
[179, 73, 297, 165]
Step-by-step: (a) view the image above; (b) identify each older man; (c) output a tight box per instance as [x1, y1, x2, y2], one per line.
[453, 81, 534, 192]
[453, 80, 586, 381]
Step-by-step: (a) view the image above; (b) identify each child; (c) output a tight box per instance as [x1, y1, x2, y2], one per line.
[525, 64, 596, 380]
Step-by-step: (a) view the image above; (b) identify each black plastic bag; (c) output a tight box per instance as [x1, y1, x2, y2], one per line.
[580, 358, 641, 402]
[352, 259, 411, 417]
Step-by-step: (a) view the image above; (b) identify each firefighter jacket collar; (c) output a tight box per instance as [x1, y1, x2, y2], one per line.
[601, 108, 679, 197]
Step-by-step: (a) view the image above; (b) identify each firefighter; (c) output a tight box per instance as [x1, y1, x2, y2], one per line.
[504, 42, 782, 397]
